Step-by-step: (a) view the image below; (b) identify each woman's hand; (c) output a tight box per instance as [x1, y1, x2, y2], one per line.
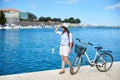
[57, 24, 62, 28]
[68, 48, 71, 54]
[55, 24, 62, 32]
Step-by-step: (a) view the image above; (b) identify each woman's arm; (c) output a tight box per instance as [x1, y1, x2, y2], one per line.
[55, 24, 62, 32]
[68, 43, 72, 54]
[68, 33, 73, 54]
[69, 42, 72, 50]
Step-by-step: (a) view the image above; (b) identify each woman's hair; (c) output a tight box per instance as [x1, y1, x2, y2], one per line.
[62, 26, 70, 35]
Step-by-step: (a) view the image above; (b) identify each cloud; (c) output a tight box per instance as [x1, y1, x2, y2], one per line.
[3, 0, 11, 2]
[29, 4, 36, 8]
[105, 2, 120, 10]
[55, 0, 80, 5]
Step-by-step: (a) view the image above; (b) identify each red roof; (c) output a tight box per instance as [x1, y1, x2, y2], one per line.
[0, 8, 21, 12]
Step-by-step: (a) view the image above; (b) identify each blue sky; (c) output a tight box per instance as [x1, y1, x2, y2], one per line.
[0, 0, 120, 26]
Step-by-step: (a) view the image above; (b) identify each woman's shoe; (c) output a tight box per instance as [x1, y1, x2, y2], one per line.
[71, 68, 74, 73]
[59, 70, 65, 74]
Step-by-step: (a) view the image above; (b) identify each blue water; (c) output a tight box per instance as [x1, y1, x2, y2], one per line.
[0, 28, 120, 75]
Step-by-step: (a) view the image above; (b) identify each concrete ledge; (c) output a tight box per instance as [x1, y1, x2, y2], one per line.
[0, 62, 120, 80]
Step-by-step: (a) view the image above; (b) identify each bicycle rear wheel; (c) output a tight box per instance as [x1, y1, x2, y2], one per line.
[70, 55, 82, 75]
[95, 53, 113, 72]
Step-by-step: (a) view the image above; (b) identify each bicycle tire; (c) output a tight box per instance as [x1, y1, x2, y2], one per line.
[95, 53, 113, 72]
[70, 55, 82, 75]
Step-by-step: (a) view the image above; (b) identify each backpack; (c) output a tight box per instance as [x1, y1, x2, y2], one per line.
[68, 33, 74, 49]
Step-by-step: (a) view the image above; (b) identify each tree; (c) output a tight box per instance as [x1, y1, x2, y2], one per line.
[46, 17, 51, 22]
[39, 16, 46, 22]
[52, 18, 58, 22]
[27, 12, 37, 20]
[63, 17, 81, 23]
[52, 18, 62, 22]
[69, 17, 74, 23]
[63, 18, 69, 23]
[57, 18, 62, 22]
[38, 16, 81, 24]
[0, 11, 6, 25]
[39, 17, 52, 22]
[74, 18, 81, 23]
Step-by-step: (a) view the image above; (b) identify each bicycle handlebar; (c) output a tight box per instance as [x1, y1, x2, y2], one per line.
[76, 38, 81, 42]
[88, 42, 93, 46]
[76, 38, 93, 46]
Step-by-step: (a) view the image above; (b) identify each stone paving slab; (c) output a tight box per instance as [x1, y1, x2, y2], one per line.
[0, 62, 120, 80]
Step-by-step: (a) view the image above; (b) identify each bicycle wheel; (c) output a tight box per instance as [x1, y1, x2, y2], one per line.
[70, 55, 82, 75]
[95, 53, 113, 72]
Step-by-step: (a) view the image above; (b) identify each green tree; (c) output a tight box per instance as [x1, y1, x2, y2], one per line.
[52, 18, 58, 22]
[74, 18, 81, 23]
[63, 18, 69, 23]
[27, 12, 37, 20]
[52, 18, 62, 22]
[46, 17, 51, 22]
[69, 17, 74, 23]
[39, 17, 51, 22]
[57, 18, 62, 22]
[0, 11, 6, 25]
[38, 16, 81, 24]
[39, 16, 46, 22]
[63, 17, 81, 23]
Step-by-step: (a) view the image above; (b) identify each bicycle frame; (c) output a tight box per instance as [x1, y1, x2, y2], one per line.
[76, 38, 106, 66]
[83, 50, 102, 66]
[70, 38, 113, 75]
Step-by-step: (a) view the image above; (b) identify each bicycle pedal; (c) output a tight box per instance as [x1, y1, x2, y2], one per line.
[86, 61, 94, 67]
[90, 64, 94, 67]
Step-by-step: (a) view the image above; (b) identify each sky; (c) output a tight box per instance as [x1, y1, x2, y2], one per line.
[0, 0, 120, 26]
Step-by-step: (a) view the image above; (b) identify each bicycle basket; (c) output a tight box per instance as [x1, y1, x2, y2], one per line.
[75, 44, 86, 55]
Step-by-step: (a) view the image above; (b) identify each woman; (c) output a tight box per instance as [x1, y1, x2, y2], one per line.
[55, 24, 73, 74]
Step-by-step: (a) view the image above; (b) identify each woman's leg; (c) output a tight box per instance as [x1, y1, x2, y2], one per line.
[64, 56, 71, 67]
[61, 55, 65, 71]
[59, 55, 65, 74]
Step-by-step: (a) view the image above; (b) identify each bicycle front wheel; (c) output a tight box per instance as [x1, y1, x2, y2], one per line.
[70, 55, 82, 75]
[95, 53, 113, 72]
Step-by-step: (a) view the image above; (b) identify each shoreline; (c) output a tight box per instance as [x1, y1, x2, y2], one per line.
[0, 61, 120, 80]
[0, 23, 120, 30]
[0, 26, 120, 30]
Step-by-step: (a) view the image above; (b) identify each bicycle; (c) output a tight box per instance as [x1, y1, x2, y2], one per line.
[70, 38, 114, 75]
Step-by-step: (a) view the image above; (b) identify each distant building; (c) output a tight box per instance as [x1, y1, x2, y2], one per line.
[0, 8, 20, 25]
[0, 8, 30, 25]
[19, 12, 29, 20]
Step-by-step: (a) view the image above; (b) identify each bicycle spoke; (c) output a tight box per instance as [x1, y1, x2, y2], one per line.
[70, 56, 82, 75]
[95, 53, 113, 72]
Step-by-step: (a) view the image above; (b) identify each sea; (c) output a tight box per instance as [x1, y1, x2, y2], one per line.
[0, 27, 120, 75]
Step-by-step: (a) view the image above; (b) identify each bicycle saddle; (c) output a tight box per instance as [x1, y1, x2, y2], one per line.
[100, 50, 112, 53]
